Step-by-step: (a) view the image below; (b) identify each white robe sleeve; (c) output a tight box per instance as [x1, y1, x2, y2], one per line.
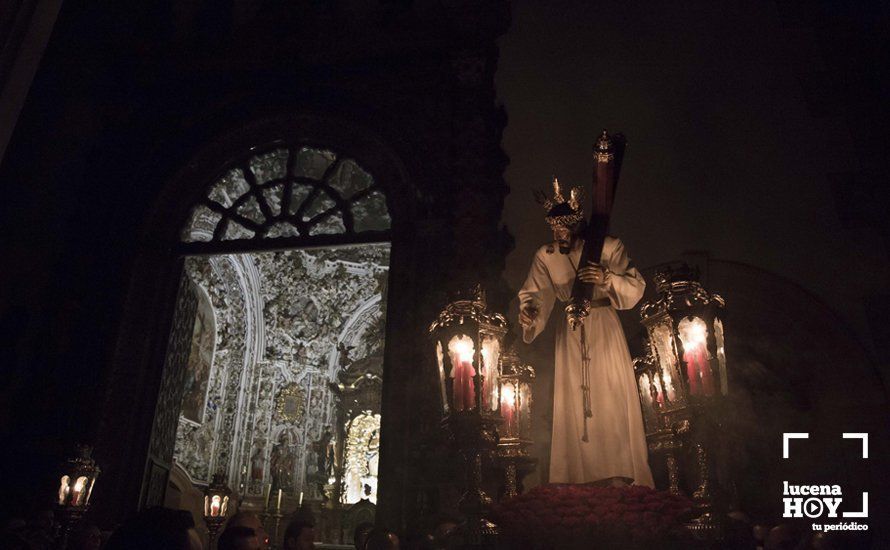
[518, 250, 556, 343]
[603, 238, 646, 310]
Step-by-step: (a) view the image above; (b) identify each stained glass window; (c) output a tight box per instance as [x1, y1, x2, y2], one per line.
[181, 146, 390, 244]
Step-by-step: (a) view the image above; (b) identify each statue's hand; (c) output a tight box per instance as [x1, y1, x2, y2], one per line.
[519, 305, 538, 328]
[578, 261, 610, 285]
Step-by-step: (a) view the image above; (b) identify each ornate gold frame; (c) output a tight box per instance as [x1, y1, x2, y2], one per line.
[275, 383, 305, 423]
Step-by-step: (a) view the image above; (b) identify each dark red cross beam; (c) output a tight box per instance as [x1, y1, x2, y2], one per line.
[567, 130, 626, 329]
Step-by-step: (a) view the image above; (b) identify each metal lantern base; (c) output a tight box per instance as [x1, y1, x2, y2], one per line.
[55, 506, 86, 550]
[684, 511, 725, 541]
[204, 516, 227, 547]
[443, 413, 500, 547]
[460, 516, 499, 546]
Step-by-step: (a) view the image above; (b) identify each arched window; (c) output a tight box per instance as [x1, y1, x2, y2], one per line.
[181, 144, 390, 249]
[165, 135, 393, 526]
[103, 114, 408, 532]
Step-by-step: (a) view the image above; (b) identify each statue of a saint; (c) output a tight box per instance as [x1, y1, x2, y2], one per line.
[250, 439, 266, 481]
[337, 342, 354, 370]
[312, 428, 334, 477]
[269, 430, 297, 492]
[518, 178, 653, 487]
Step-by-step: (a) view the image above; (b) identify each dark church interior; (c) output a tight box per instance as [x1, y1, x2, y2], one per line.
[0, 1, 887, 549]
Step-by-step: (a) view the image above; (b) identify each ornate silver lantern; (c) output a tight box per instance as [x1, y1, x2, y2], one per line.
[430, 286, 507, 417]
[496, 347, 536, 499]
[637, 265, 729, 538]
[429, 286, 507, 543]
[203, 473, 233, 544]
[56, 445, 100, 549]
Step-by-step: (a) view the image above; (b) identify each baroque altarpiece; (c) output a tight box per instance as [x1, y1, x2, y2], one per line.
[167, 145, 393, 540]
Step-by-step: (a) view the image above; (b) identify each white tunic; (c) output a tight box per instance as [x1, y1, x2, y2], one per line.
[519, 236, 654, 487]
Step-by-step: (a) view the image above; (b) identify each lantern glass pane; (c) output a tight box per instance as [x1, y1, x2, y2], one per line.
[73, 476, 87, 506]
[85, 477, 96, 505]
[715, 317, 728, 395]
[519, 381, 532, 436]
[638, 372, 658, 432]
[654, 371, 668, 406]
[204, 495, 210, 516]
[222, 496, 230, 517]
[435, 341, 449, 413]
[211, 495, 222, 517]
[639, 372, 653, 408]
[678, 316, 715, 396]
[499, 380, 518, 437]
[481, 335, 500, 411]
[58, 475, 70, 505]
[447, 335, 476, 412]
[650, 321, 681, 403]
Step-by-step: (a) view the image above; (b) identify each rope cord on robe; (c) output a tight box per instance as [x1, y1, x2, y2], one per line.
[568, 254, 594, 442]
[580, 323, 593, 442]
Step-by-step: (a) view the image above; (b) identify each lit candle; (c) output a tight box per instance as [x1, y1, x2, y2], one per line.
[500, 383, 516, 434]
[452, 339, 476, 411]
[276, 489, 283, 511]
[299, 491, 304, 506]
[680, 319, 714, 396]
[210, 495, 221, 517]
[685, 345, 713, 395]
[71, 477, 85, 506]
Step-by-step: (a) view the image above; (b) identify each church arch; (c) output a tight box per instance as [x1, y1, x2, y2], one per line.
[180, 144, 391, 249]
[96, 110, 412, 529]
[328, 294, 384, 378]
[141, 111, 412, 253]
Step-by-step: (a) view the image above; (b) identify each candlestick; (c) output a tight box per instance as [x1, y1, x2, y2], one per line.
[276, 489, 283, 511]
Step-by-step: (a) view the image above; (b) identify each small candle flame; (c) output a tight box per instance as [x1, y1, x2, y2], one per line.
[453, 340, 474, 363]
[501, 384, 515, 403]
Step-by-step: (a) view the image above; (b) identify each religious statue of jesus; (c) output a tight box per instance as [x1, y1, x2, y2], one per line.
[518, 177, 653, 487]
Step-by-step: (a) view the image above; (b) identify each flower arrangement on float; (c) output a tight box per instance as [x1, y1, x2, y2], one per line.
[493, 484, 694, 549]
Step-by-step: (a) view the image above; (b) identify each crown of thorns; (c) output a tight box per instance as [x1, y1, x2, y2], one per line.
[534, 177, 584, 227]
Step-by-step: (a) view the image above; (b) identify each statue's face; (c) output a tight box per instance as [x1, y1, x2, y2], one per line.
[552, 224, 579, 254]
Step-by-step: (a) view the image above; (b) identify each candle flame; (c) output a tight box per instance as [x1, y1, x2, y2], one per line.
[453, 339, 474, 362]
[678, 316, 708, 347]
[501, 384, 515, 404]
[688, 323, 707, 345]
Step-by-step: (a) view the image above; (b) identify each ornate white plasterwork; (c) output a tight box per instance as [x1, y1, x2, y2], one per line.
[172, 244, 389, 497]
